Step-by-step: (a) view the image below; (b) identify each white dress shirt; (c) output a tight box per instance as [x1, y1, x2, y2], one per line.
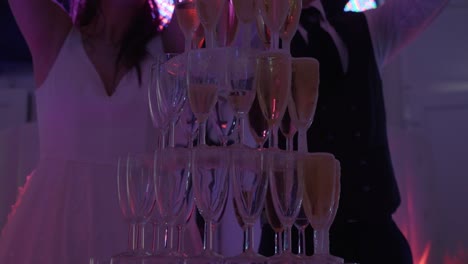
[302, 0, 450, 74]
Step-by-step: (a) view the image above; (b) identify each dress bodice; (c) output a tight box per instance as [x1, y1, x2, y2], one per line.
[35, 27, 156, 164]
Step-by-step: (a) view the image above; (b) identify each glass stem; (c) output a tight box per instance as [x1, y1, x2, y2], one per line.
[185, 37, 192, 52]
[203, 221, 215, 252]
[273, 232, 279, 255]
[271, 32, 279, 50]
[238, 114, 245, 145]
[136, 222, 146, 254]
[287, 136, 294, 151]
[298, 227, 306, 256]
[199, 120, 207, 146]
[206, 28, 217, 48]
[170, 121, 176, 148]
[298, 129, 308, 153]
[270, 126, 279, 148]
[283, 226, 292, 253]
[151, 222, 160, 254]
[177, 225, 185, 254]
[155, 129, 162, 150]
[164, 225, 169, 250]
[129, 222, 137, 252]
[244, 224, 255, 253]
[282, 40, 291, 53]
[314, 229, 329, 255]
[278, 231, 283, 254]
[161, 130, 167, 149]
[169, 225, 175, 252]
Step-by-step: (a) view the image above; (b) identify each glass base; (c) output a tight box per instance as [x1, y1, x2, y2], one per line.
[267, 251, 303, 264]
[224, 251, 268, 264]
[111, 251, 152, 264]
[141, 254, 184, 264]
[184, 250, 224, 264]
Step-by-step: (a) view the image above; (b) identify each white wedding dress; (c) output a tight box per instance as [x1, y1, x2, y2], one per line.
[0, 27, 200, 263]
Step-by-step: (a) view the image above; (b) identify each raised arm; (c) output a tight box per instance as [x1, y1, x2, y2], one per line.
[8, 0, 72, 86]
[365, 0, 450, 68]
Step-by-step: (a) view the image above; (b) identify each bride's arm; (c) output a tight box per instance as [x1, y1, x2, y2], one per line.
[8, 0, 72, 87]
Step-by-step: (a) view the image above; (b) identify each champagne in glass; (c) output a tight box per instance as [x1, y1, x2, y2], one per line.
[290, 57, 320, 152]
[188, 83, 218, 122]
[280, 0, 302, 52]
[175, 0, 200, 51]
[255, 51, 292, 149]
[257, 0, 290, 49]
[196, 0, 225, 48]
[187, 48, 228, 146]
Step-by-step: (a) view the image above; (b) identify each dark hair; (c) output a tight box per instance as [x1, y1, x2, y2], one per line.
[75, 0, 160, 85]
[322, 0, 349, 19]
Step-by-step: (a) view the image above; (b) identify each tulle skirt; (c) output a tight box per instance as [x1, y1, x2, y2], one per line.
[0, 158, 131, 264]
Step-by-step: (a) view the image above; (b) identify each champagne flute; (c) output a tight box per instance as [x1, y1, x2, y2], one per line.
[280, 0, 302, 52]
[154, 53, 188, 148]
[232, 0, 257, 47]
[196, 0, 225, 48]
[301, 153, 343, 264]
[149, 65, 170, 149]
[257, 0, 290, 50]
[289, 57, 320, 153]
[216, 0, 239, 47]
[227, 47, 257, 146]
[226, 148, 269, 264]
[113, 153, 156, 263]
[187, 48, 228, 146]
[150, 148, 192, 261]
[188, 146, 230, 264]
[309, 159, 344, 264]
[267, 150, 303, 263]
[175, 0, 200, 52]
[113, 157, 139, 261]
[255, 51, 292, 149]
[248, 95, 270, 149]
